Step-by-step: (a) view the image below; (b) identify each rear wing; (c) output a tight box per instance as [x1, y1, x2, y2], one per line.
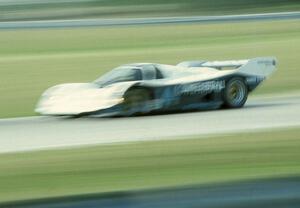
[177, 57, 277, 78]
[177, 60, 247, 68]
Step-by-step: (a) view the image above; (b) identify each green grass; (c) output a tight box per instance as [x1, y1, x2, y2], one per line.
[0, 127, 300, 203]
[0, 19, 300, 118]
[1, 0, 299, 21]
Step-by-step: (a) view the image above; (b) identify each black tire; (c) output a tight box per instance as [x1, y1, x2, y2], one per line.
[123, 88, 152, 114]
[223, 77, 248, 108]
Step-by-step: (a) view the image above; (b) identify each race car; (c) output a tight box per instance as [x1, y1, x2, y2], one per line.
[35, 57, 277, 117]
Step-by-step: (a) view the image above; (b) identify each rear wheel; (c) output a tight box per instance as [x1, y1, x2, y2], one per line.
[223, 77, 248, 108]
[123, 88, 152, 114]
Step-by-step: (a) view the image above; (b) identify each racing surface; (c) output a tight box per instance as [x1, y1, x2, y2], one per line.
[3, 177, 300, 208]
[0, 11, 299, 29]
[1, 94, 300, 153]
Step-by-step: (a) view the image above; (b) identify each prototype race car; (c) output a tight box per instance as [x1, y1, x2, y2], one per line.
[35, 57, 276, 117]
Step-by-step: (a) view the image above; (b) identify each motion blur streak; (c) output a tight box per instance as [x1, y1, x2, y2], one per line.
[0, 95, 300, 153]
[0, 12, 299, 29]
[0, 0, 299, 21]
[2, 177, 300, 208]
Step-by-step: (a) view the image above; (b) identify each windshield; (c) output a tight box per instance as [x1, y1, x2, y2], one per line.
[94, 66, 142, 87]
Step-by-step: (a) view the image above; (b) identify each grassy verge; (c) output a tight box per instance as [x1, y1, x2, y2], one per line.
[0, 127, 300, 203]
[0, 19, 299, 118]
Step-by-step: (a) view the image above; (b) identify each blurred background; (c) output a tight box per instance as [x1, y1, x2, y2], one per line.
[0, 0, 299, 21]
[0, 0, 299, 118]
[0, 0, 300, 207]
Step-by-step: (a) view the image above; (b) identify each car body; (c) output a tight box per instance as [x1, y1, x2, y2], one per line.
[35, 57, 277, 117]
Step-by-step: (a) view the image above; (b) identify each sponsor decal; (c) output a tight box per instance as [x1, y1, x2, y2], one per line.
[176, 80, 225, 96]
[257, 60, 275, 66]
[246, 77, 265, 84]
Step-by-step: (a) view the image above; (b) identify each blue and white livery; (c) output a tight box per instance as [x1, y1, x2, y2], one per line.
[35, 57, 277, 117]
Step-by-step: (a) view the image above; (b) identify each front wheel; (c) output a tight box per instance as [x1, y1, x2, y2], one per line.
[123, 88, 152, 115]
[223, 77, 248, 108]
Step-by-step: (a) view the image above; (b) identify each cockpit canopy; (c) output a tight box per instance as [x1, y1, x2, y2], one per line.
[94, 64, 163, 87]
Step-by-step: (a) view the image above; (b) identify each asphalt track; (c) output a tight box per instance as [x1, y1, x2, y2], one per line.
[0, 94, 300, 153]
[0, 11, 299, 29]
[3, 177, 300, 208]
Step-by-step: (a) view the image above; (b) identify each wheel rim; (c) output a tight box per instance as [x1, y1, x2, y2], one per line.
[227, 80, 246, 106]
[123, 90, 150, 113]
[124, 94, 144, 109]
